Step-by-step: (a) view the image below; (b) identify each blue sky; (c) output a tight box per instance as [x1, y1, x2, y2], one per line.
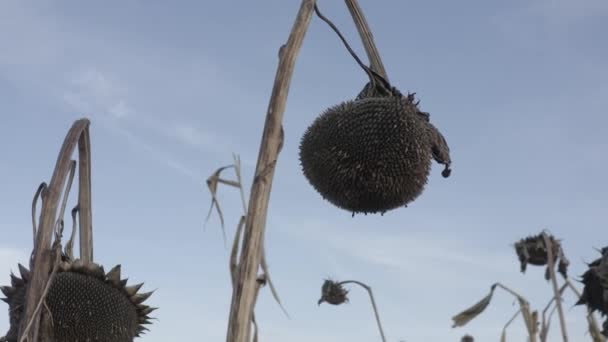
[1, 0, 607, 341]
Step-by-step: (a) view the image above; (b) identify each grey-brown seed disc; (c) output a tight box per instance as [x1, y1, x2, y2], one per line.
[1, 260, 155, 342]
[299, 96, 432, 214]
[46, 272, 139, 342]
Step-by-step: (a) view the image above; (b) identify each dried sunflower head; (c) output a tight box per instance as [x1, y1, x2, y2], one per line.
[1, 257, 155, 342]
[460, 334, 475, 342]
[299, 83, 451, 215]
[576, 247, 608, 336]
[514, 233, 568, 279]
[318, 279, 349, 306]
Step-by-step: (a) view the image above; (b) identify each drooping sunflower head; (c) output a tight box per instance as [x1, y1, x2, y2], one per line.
[514, 233, 568, 279]
[460, 334, 475, 342]
[299, 84, 451, 215]
[318, 279, 349, 306]
[576, 247, 608, 336]
[1, 258, 155, 342]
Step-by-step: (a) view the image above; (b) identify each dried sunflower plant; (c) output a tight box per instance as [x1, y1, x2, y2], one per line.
[206, 0, 452, 341]
[299, 2, 451, 216]
[0, 119, 155, 342]
[205, 154, 288, 342]
[317, 279, 387, 342]
[452, 230, 605, 342]
[577, 247, 608, 340]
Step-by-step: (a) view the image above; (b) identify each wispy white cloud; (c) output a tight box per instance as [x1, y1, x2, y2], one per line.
[278, 219, 513, 283]
[60, 65, 255, 181]
[60, 67, 208, 182]
[1, 2, 238, 182]
[161, 121, 235, 155]
[63, 67, 132, 121]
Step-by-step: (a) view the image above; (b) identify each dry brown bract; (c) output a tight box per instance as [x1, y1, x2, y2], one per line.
[1, 256, 155, 342]
[577, 247, 608, 336]
[515, 233, 569, 280]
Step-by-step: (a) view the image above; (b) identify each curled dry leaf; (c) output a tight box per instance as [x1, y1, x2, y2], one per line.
[204, 164, 240, 243]
[452, 285, 496, 328]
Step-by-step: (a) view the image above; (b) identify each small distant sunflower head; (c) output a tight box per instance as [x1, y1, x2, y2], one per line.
[318, 279, 349, 306]
[461, 334, 475, 342]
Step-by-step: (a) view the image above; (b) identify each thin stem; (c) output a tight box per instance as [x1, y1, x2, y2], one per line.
[543, 232, 569, 342]
[494, 283, 537, 342]
[339, 280, 387, 342]
[31, 183, 47, 246]
[233, 154, 248, 215]
[540, 283, 568, 342]
[58, 161, 77, 225]
[502, 308, 522, 338]
[313, 3, 377, 89]
[19, 232, 62, 342]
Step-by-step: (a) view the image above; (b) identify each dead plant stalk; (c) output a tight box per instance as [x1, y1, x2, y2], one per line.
[542, 232, 569, 342]
[224, 1, 316, 342]
[17, 119, 93, 342]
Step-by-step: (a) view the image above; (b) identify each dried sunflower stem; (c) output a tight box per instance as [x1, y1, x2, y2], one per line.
[225, 1, 316, 341]
[18, 118, 93, 342]
[339, 280, 387, 342]
[57, 161, 77, 225]
[493, 283, 537, 342]
[540, 283, 568, 342]
[233, 154, 248, 214]
[231, 156, 290, 320]
[250, 276, 266, 342]
[344, 0, 388, 80]
[542, 232, 569, 342]
[77, 122, 93, 263]
[31, 183, 47, 246]
[502, 308, 522, 340]
[19, 239, 62, 342]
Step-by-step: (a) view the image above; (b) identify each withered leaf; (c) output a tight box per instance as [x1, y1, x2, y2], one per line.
[452, 285, 496, 327]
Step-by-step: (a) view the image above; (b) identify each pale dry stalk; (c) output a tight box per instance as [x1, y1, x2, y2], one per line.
[540, 283, 567, 342]
[225, 1, 316, 342]
[501, 309, 522, 341]
[494, 283, 538, 342]
[542, 232, 569, 342]
[344, 0, 388, 79]
[17, 118, 94, 342]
